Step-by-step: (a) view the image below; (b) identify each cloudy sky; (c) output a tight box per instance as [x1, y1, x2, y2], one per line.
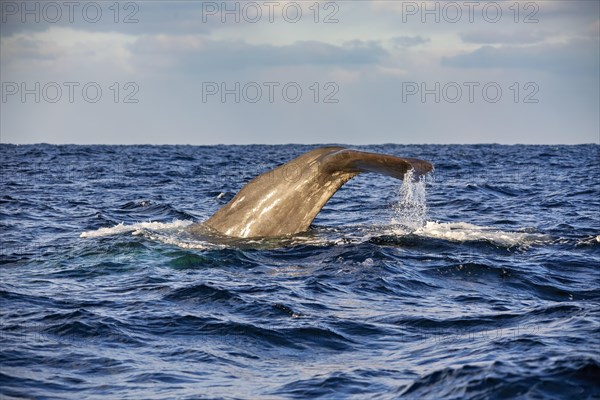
[1, 1, 598, 144]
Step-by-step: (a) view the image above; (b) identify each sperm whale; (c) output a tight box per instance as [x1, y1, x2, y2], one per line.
[189, 147, 433, 238]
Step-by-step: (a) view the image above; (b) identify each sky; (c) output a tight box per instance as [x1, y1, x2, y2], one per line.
[1, 0, 599, 145]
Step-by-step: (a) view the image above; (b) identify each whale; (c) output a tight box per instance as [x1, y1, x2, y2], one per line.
[189, 147, 433, 239]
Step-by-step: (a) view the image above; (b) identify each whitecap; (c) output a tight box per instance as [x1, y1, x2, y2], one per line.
[411, 221, 550, 247]
[80, 220, 194, 238]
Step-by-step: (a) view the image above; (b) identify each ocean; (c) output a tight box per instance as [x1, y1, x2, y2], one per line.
[1, 143, 599, 399]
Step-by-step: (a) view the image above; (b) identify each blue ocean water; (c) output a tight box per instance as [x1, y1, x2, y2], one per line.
[1, 143, 599, 399]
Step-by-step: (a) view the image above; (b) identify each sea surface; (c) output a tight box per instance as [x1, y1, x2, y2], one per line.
[1, 143, 599, 399]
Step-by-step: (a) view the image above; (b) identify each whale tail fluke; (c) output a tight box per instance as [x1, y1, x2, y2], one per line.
[320, 148, 433, 180]
[196, 147, 433, 238]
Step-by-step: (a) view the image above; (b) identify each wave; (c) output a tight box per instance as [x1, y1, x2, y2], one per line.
[400, 358, 600, 399]
[409, 221, 551, 248]
[79, 220, 193, 239]
[80, 219, 551, 251]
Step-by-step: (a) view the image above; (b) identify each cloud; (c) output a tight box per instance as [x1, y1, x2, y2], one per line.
[1, 36, 65, 60]
[459, 30, 548, 45]
[0, 27, 137, 76]
[391, 36, 430, 48]
[130, 36, 388, 72]
[441, 38, 600, 74]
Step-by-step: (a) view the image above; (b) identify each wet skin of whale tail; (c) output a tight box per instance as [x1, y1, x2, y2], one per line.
[190, 147, 433, 239]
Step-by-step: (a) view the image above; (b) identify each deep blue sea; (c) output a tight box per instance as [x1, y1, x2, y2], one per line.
[1, 144, 599, 399]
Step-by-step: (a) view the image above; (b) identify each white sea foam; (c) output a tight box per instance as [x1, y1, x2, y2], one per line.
[80, 220, 229, 250]
[411, 221, 550, 247]
[81, 218, 549, 249]
[80, 220, 194, 238]
[142, 231, 221, 250]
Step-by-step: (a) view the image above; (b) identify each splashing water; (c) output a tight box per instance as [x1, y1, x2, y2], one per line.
[387, 170, 550, 247]
[391, 169, 428, 232]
